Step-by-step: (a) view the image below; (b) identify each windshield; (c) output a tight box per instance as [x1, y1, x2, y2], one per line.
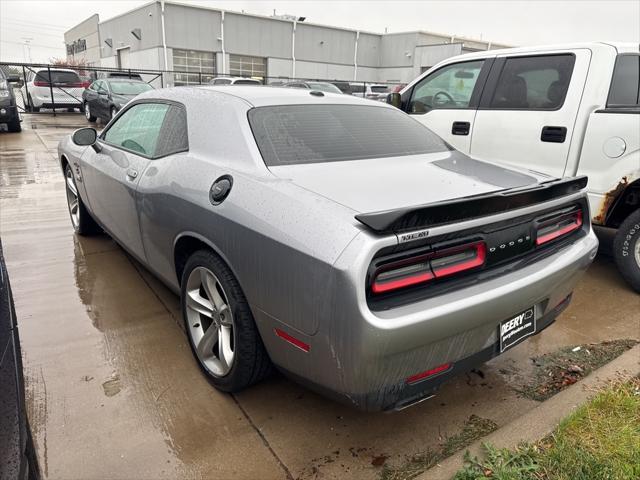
[110, 81, 153, 95]
[307, 82, 343, 94]
[248, 104, 449, 166]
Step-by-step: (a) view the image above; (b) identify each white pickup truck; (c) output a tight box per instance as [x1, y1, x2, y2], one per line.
[388, 42, 640, 292]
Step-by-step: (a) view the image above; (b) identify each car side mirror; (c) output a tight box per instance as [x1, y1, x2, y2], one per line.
[72, 128, 98, 146]
[386, 92, 402, 109]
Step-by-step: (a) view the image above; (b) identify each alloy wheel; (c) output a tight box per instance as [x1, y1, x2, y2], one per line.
[185, 266, 235, 376]
[635, 237, 640, 269]
[64, 166, 80, 229]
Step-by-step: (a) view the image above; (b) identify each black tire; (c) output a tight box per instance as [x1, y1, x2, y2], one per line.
[64, 163, 100, 235]
[181, 249, 272, 392]
[613, 209, 640, 293]
[84, 102, 96, 122]
[7, 116, 21, 132]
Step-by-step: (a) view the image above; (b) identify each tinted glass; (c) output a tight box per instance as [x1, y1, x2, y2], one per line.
[350, 84, 364, 93]
[410, 60, 484, 112]
[155, 105, 189, 157]
[371, 85, 389, 93]
[103, 103, 169, 157]
[607, 55, 640, 107]
[35, 70, 80, 84]
[213, 78, 232, 85]
[233, 79, 261, 85]
[109, 81, 153, 95]
[249, 104, 449, 166]
[490, 54, 575, 109]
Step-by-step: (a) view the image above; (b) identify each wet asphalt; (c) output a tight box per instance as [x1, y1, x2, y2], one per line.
[0, 114, 638, 479]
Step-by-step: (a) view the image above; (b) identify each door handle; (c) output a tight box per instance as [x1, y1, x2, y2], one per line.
[451, 121, 470, 136]
[126, 168, 138, 179]
[541, 126, 567, 143]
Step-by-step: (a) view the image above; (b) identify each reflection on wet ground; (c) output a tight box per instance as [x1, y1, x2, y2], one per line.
[1, 114, 638, 479]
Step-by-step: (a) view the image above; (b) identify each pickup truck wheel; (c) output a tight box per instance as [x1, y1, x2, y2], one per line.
[181, 250, 272, 392]
[614, 209, 640, 293]
[64, 164, 99, 235]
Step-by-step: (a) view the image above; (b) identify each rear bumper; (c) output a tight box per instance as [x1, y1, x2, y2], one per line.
[258, 228, 599, 411]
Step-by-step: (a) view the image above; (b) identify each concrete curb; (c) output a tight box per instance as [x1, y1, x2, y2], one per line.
[417, 344, 640, 480]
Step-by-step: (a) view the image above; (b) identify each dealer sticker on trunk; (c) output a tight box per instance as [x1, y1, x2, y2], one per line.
[499, 307, 536, 352]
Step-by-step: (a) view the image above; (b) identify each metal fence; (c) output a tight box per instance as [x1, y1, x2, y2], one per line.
[1, 62, 402, 116]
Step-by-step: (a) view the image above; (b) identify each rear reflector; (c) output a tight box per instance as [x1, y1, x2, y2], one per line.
[274, 328, 310, 352]
[536, 210, 582, 246]
[33, 81, 49, 87]
[406, 363, 452, 384]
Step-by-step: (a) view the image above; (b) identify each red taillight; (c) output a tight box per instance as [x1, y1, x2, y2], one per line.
[431, 242, 486, 278]
[406, 363, 452, 384]
[371, 241, 486, 294]
[372, 259, 434, 293]
[34, 81, 49, 87]
[536, 210, 582, 246]
[81, 81, 91, 88]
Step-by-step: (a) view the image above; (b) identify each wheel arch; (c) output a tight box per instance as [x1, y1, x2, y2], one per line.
[173, 232, 241, 288]
[603, 177, 640, 229]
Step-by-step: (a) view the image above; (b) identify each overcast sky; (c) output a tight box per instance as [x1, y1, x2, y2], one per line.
[1, 0, 639, 62]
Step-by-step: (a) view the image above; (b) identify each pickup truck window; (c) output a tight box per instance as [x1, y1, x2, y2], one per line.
[409, 60, 485, 113]
[607, 54, 640, 107]
[489, 54, 575, 110]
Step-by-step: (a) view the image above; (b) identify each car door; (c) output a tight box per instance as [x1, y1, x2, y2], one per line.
[470, 50, 591, 178]
[80, 102, 171, 260]
[403, 58, 492, 153]
[84, 81, 100, 112]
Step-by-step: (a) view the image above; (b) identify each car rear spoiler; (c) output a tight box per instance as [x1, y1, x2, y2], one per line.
[355, 176, 588, 233]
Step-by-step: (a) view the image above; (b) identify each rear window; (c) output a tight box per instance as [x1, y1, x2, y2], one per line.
[371, 85, 389, 93]
[248, 104, 449, 166]
[35, 70, 80, 84]
[607, 54, 640, 107]
[234, 79, 261, 85]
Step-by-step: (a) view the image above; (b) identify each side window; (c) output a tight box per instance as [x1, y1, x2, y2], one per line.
[489, 54, 575, 110]
[607, 54, 640, 107]
[103, 103, 170, 157]
[155, 105, 189, 157]
[409, 60, 485, 113]
[95, 80, 106, 93]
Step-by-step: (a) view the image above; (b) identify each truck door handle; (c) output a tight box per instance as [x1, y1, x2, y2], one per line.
[451, 121, 470, 136]
[541, 126, 567, 143]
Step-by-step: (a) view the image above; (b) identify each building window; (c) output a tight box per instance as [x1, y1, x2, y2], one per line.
[173, 49, 215, 86]
[229, 55, 266, 81]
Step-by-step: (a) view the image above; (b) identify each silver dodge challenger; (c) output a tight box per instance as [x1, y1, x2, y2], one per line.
[58, 86, 599, 411]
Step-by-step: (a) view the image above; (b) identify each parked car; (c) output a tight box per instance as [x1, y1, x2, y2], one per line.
[20, 68, 84, 112]
[330, 81, 353, 95]
[0, 68, 21, 132]
[351, 83, 390, 100]
[209, 77, 262, 85]
[0, 238, 40, 479]
[388, 42, 640, 292]
[58, 86, 598, 411]
[83, 78, 154, 123]
[283, 81, 343, 94]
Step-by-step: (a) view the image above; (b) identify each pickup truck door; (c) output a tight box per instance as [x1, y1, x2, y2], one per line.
[80, 102, 171, 261]
[470, 49, 592, 178]
[403, 58, 493, 153]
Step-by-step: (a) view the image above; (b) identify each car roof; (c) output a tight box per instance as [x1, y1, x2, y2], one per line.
[105, 78, 147, 83]
[36, 68, 78, 73]
[189, 85, 389, 107]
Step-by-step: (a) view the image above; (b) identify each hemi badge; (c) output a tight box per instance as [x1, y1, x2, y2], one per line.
[397, 229, 430, 244]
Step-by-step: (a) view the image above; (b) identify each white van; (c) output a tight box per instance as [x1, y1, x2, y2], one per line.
[389, 42, 640, 291]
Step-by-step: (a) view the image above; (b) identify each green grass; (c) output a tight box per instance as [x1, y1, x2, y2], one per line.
[453, 378, 640, 480]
